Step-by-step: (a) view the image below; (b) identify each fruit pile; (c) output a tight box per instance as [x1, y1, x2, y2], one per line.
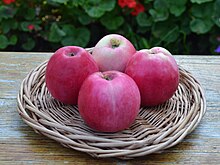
[45, 34, 179, 133]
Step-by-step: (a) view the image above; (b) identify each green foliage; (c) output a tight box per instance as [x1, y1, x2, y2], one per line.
[48, 23, 66, 42]
[190, 2, 215, 34]
[0, 5, 16, 20]
[213, 0, 220, 27]
[50, 0, 69, 3]
[100, 14, 124, 30]
[22, 37, 35, 50]
[152, 21, 180, 44]
[191, 0, 213, 4]
[136, 13, 152, 27]
[0, 35, 8, 49]
[61, 25, 90, 47]
[167, 0, 187, 17]
[83, 0, 116, 18]
[149, 0, 169, 22]
[0, 0, 219, 54]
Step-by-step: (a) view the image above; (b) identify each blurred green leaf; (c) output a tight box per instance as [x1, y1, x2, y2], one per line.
[70, 0, 86, 6]
[180, 15, 191, 35]
[78, 13, 93, 25]
[48, 23, 66, 42]
[191, 2, 214, 18]
[1, 21, 10, 33]
[50, 0, 69, 3]
[154, 0, 169, 9]
[128, 34, 138, 49]
[6, 19, 18, 30]
[190, 0, 213, 4]
[149, 9, 169, 22]
[190, 18, 214, 34]
[25, 9, 35, 21]
[100, 14, 124, 30]
[0, 6, 16, 20]
[83, 0, 116, 18]
[213, 0, 220, 27]
[144, 0, 154, 4]
[61, 25, 90, 47]
[83, 7, 104, 18]
[149, 0, 169, 22]
[167, 0, 187, 16]
[190, 2, 214, 34]
[22, 37, 35, 50]
[138, 36, 150, 49]
[9, 35, 17, 45]
[152, 21, 180, 43]
[99, 0, 116, 11]
[136, 12, 152, 27]
[20, 22, 30, 31]
[0, 35, 8, 49]
[61, 24, 74, 35]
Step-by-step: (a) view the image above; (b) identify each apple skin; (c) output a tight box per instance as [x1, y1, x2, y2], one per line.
[92, 34, 136, 72]
[125, 47, 179, 106]
[78, 71, 141, 132]
[45, 46, 99, 105]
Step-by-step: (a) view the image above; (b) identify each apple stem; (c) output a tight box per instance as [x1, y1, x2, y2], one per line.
[103, 75, 111, 80]
[110, 39, 120, 49]
[68, 52, 76, 56]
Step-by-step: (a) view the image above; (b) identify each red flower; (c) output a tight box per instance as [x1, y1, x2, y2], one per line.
[2, 0, 15, 5]
[127, 0, 137, 8]
[118, 0, 127, 8]
[131, 3, 145, 16]
[28, 24, 35, 31]
[118, 0, 137, 8]
[118, 0, 145, 16]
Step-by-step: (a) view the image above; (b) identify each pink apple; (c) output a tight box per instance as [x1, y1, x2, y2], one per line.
[125, 47, 179, 106]
[78, 71, 141, 132]
[92, 34, 136, 72]
[45, 46, 99, 105]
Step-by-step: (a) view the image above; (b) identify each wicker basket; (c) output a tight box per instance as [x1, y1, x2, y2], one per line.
[17, 50, 206, 159]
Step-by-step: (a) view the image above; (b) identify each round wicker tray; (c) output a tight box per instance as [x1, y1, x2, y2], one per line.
[17, 55, 206, 159]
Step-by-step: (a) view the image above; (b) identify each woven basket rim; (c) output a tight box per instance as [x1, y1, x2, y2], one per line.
[17, 52, 206, 159]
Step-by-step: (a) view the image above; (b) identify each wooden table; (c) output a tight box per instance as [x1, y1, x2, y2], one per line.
[0, 52, 219, 164]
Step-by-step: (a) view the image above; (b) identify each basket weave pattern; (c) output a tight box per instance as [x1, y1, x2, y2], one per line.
[17, 55, 206, 159]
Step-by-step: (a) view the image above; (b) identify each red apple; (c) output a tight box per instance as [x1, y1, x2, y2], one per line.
[92, 34, 136, 72]
[125, 47, 179, 106]
[45, 46, 99, 105]
[78, 71, 141, 132]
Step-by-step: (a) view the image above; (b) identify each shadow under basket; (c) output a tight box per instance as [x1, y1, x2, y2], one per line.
[17, 58, 206, 159]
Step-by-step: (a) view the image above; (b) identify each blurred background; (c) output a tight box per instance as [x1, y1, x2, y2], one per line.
[0, 0, 220, 54]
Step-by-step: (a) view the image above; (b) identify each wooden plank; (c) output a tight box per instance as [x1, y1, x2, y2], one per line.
[0, 53, 220, 164]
